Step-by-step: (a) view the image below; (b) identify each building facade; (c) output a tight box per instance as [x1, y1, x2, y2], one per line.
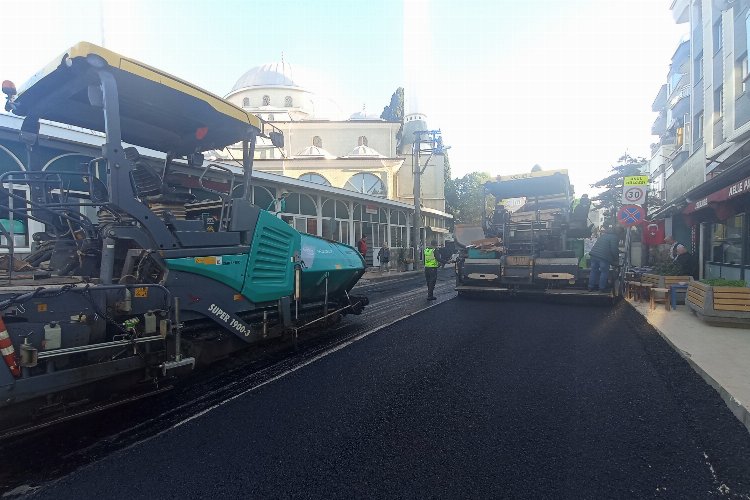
[651, 0, 750, 282]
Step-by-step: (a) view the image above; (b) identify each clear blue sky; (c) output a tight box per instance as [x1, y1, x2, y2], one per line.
[4, 0, 685, 195]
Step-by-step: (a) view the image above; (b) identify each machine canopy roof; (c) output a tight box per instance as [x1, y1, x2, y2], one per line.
[10, 42, 275, 155]
[484, 169, 571, 200]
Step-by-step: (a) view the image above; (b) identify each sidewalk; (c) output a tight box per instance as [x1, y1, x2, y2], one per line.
[360, 268, 421, 283]
[361, 264, 457, 283]
[628, 297, 750, 433]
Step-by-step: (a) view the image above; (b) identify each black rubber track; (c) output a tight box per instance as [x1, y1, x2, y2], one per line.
[26, 297, 750, 499]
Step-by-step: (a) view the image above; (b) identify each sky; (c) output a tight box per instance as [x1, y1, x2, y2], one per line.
[3, 0, 686, 195]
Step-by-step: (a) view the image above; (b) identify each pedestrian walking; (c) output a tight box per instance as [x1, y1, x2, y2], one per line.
[377, 245, 390, 273]
[424, 239, 439, 300]
[357, 235, 368, 259]
[588, 226, 621, 293]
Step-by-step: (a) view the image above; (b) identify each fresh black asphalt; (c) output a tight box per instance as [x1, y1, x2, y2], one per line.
[28, 294, 750, 499]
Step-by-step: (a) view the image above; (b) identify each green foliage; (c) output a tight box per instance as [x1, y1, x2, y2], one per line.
[445, 172, 492, 224]
[650, 262, 685, 276]
[700, 278, 748, 287]
[380, 87, 404, 141]
[590, 153, 647, 225]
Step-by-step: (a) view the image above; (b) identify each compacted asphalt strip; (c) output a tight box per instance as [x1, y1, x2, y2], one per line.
[26, 291, 750, 499]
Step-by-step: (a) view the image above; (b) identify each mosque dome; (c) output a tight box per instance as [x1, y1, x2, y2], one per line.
[295, 146, 337, 159]
[230, 62, 305, 93]
[345, 145, 385, 158]
[348, 107, 382, 121]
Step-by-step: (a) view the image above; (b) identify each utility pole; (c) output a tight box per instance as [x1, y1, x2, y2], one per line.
[412, 129, 445, 269]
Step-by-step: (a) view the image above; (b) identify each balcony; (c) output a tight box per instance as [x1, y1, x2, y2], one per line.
[671, 0, 689, 24]
[652, 85, 667, 112]
[652, 112, 667, 136]
[670, 86, 691, 117]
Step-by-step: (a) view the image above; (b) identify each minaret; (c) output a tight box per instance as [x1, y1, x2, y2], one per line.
[400, 0, 431, 154]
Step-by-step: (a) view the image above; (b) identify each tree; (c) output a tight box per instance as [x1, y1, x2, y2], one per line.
[443, 154, 454, 215]
[590, 153, 647, 226]
[380, 87, 404, 141]
[446, 172, 492, 224]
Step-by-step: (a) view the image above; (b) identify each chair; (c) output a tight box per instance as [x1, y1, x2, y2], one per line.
[638, 283, 653, 303]
[650, 287, 670, 310]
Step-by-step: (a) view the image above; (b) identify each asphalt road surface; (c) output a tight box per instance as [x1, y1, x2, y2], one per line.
[0, 270, 455, 495]
[16, 277, 750, 498]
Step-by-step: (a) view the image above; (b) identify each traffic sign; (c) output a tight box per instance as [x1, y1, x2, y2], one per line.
[622, 185, 646, 205]
[617, 204, 646, 226]
[624, 176, 649, 186]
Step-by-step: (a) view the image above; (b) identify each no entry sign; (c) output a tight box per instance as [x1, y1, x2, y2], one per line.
[617, 204, 645, 226]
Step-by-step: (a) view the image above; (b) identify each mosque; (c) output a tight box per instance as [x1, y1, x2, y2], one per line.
[218, 60, 451, 238]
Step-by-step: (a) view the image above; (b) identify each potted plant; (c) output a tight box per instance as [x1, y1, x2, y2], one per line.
[687, 278, 750, 326]
[641, 261, 692, 289]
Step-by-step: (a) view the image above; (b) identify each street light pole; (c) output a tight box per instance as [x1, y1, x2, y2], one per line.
[411, 129, 444, 270]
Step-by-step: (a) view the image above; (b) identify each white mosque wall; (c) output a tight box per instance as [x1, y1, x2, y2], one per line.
[273, 121, 401, 159]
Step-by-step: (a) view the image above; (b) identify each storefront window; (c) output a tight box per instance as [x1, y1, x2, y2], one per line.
[710, 214, 744, 265]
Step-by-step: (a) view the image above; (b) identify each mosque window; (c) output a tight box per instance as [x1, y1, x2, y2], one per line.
[345, 173, 386, 197]
[242, 97, 249, 107]
[285, 96, 293, 107]
[313, 136, 323, 148]
[358, 136, 368, 146]
[299, 172, 331, 186]
[262, 95, 271, 106]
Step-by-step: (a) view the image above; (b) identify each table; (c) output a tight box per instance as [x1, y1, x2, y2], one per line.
[670, 284, 689, 310]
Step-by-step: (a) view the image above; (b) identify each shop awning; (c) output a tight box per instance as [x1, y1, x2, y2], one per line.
[684, 173, 750, 214]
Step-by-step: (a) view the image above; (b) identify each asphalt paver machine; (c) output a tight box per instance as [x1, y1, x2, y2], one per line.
[455, 169, 622, 300]
[0, 42, 367, 434]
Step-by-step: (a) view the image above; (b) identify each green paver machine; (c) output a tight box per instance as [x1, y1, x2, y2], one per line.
[0, 42, 367, 433]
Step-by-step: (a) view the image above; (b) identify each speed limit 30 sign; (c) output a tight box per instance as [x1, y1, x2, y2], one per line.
[622, 185, 646, 205]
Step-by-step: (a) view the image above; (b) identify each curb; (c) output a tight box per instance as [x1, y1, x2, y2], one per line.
[360, 270, 422, 283]
[627, 299, 750, 434]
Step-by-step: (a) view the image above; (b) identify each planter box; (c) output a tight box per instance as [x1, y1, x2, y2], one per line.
[687, 281, 750, 327]
[641, 273, 692, 288]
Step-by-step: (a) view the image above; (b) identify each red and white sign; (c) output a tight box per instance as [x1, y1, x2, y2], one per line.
[365, 205, 378, 215]
[621, 185, 646, 205]
[642, 220, 665, 245]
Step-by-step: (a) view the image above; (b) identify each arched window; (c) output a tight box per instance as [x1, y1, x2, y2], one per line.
[284, 96, 293, 107]
[267, 114, 274, 121]
[262, 95, 271, 106]
[312, 136, 323, 148]
[242, 97, 249, 107]
[345, 173, 386, 197]
[299, 172, 331, 186]
[279, 192, 318, 235]
[321, 198, 350, 243]
[253, 185, 275, 211]
[358, 136, 368, 146]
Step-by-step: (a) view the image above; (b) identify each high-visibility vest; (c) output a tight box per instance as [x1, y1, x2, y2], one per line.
[424, 248, 439, 268]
